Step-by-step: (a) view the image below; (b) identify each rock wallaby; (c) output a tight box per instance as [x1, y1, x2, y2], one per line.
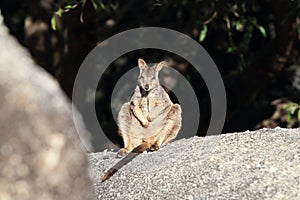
[102, 58, 182, 182]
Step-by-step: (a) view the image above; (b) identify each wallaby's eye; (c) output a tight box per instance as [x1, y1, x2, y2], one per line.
[151, 77, 155, 80]
[140, 76, 144, 80]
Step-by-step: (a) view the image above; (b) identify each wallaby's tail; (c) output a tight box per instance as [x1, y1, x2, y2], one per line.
[101, 142, 151, 182]
[101, 151, 140, 182]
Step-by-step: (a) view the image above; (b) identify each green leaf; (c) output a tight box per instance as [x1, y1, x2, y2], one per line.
[256, 25, 267, 38]
[91, 0, 98, 10]
[55, 8, 63, 17]
[235, 21, 244, 32]
[298, 110, 300, 122]
[100, 2, 105, 9]
[283, 102, 295, 110]
[227, 47, 234, 53]
[64, 4, 73, 9]
[290, 106, 297, 115]
[82, 0, 86, 7]
[283, 104, 291, 110]
[91, 0, 105, 10]
[51, 15, 56, 31]
[238, 52, 246, 71]
[287, 114, 292, 123]
[199, 25, 208, 42]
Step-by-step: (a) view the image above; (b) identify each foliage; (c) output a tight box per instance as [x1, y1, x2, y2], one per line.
[283, 102, 300, 123]
[51, 0, 105, 30]
[50, 0, 271, 71]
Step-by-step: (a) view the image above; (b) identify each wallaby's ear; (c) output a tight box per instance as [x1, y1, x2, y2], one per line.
[138, 58, 147, 69]
[154, 61, 166, 72]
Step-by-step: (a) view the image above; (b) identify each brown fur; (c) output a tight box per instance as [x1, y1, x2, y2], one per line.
[101, 59, 182, 182]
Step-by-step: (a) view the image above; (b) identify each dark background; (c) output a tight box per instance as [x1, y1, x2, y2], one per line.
[0, 0, 299, 150]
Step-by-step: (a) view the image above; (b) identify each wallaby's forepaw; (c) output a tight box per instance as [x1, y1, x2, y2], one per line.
[141, 121, 150, 128]
[147, 115, 152, 122]
[117, 148, 130, 158]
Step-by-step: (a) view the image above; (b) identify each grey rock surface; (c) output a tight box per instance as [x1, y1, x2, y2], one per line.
[89, 128, 300, 200]
[0, 12, 94, 200]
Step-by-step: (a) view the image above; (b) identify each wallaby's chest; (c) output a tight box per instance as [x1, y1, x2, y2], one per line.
[140, 97, 149, 113]
[140, 92, 164, 113]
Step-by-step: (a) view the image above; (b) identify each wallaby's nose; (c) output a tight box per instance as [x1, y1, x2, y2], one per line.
[145, 84, 149, 91]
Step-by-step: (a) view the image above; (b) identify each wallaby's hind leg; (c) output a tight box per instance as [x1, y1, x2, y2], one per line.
[117, 102, 134, 157]
[153, 104, 182, 150]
